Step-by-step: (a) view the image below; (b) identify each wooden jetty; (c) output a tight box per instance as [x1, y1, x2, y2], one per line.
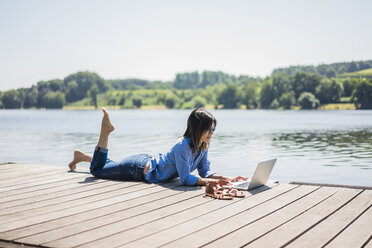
[0, 162, 371, 248]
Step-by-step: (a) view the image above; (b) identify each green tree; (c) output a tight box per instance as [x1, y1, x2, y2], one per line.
[174, 71, 200, 89]
[24, 86, 38, 108]
[217, 84, 241, 109]
[260, 78, 274, 108]
[342, 79, 358, 97]
[41, 91, 65, 109]
[298, 92, 320, 109]
[191, 96, 207, 108]
[315, 78, 343, 104]
[88, 85, 99, 109]
[63, 71, 106, 102]
[352, 80, 372, 109]
[118, 94, 126, 106]
[164, 94, 178, 109]
[2, 90, 21, 109]
[292, 72, 322, 100]
[200, 71, 233, 88]
[48, 79, 63, 91]
[17, 88, 28, 108]
[242, 80, 260, 108]
[272, 72, 292, 99]
[132, 97, 143, 108]
[279, 91, 296, 109]
[269, 98, 280, 109]
[65, 80, 80, 102]
[326, 68, 336, 78]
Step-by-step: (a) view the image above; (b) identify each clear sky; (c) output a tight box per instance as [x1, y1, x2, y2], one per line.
[1, 0, 372, 91]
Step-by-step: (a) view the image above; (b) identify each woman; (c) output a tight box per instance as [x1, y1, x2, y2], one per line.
[69, 108, 246, 199]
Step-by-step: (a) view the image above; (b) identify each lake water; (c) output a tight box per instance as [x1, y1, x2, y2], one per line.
[0, 109, 371, 186]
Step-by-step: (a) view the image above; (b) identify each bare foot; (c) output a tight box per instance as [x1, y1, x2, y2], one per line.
[68, 150, 92, 171]
[101, 108, 115, 135]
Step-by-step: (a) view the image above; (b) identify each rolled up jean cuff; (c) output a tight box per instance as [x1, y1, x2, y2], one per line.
[95, 146, 108, 153]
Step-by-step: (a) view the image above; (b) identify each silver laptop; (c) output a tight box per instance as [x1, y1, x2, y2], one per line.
[229, 158, 277, 190]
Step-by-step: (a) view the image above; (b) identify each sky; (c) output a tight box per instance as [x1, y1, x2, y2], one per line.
[1, 0, 372, 91]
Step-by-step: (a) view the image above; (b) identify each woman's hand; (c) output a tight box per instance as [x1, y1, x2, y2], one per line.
[229, 176, 249, 182]
[217, 179, 231, 186]
[206, 179, 231, 188]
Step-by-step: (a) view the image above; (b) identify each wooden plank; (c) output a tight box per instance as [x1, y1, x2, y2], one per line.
[0, 169, 72, 184]
[287, 189, 372, 248]
[0, 172, 87, 193]
[0, 165, 63, 176]
[325, 203, 372, 248]
[0, 179, 121, 210]
[0, 180, 125, 215]
[0, 163, 85, 180]
[0, 173, 93, 198]
[0, 163, 62, 173]
[172, 186, 338, 248]
[59, 184, 293, 248]
[0, 176, 108, 203]
[0, 182, 178, 234]
[245, 188, 363, 247]
[14, 186, 200, 245]
[0, 163, 31, 170]
[0, 181, 144, 226]
[1, 183, 183, 242]
[42, 185, 215, 248]
[0, 182, 183, 242]
[290, 181, 372, 190]
[0, 169, 89, 189]
[119, 185, 315, 248]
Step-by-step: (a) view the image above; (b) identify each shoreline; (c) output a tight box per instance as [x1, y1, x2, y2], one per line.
[0, 103, 358, 111]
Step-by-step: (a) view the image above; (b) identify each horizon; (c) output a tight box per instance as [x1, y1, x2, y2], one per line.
[1, 0, 372, 91]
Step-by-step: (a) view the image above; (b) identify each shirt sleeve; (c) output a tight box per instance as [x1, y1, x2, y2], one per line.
[174, 143, 199, 186]
[197, 150, 215, 178]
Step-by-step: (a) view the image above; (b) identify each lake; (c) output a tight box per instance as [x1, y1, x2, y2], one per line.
[0, 109, 371, 186]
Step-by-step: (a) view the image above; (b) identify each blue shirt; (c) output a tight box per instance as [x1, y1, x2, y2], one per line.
[145, 137, 215, 185]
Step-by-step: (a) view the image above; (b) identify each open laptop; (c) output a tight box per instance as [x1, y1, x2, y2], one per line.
[227, 158, 277, 190]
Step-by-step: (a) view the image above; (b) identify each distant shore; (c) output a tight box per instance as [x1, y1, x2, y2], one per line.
[61, 103, 356, 111]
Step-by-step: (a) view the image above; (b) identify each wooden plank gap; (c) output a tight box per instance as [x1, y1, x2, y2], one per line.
[322, 203, 372, 248]
[362, 236, 372, 248]
[281, 189, 365, 247]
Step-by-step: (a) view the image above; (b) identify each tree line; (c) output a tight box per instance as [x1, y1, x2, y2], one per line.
[1, 60, 371, 110]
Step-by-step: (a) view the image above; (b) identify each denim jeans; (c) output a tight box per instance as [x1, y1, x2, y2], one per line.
[90, 146, 151, 181]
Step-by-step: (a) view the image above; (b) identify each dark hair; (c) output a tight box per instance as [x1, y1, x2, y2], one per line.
[183, 108, 217, 153]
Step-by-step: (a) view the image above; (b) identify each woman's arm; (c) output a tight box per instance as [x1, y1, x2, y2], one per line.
[195, 177, 220, 186]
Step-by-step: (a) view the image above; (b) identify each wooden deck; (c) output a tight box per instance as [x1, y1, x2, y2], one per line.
[0, 162, 371, 248]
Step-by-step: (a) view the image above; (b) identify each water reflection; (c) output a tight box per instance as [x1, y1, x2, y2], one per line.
[272, 129, 372, 169]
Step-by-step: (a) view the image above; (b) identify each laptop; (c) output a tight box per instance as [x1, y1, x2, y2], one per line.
[227, 158, 277, 190]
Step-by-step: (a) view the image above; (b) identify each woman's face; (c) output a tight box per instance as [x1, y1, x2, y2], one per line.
[200, 124, 215, 144]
